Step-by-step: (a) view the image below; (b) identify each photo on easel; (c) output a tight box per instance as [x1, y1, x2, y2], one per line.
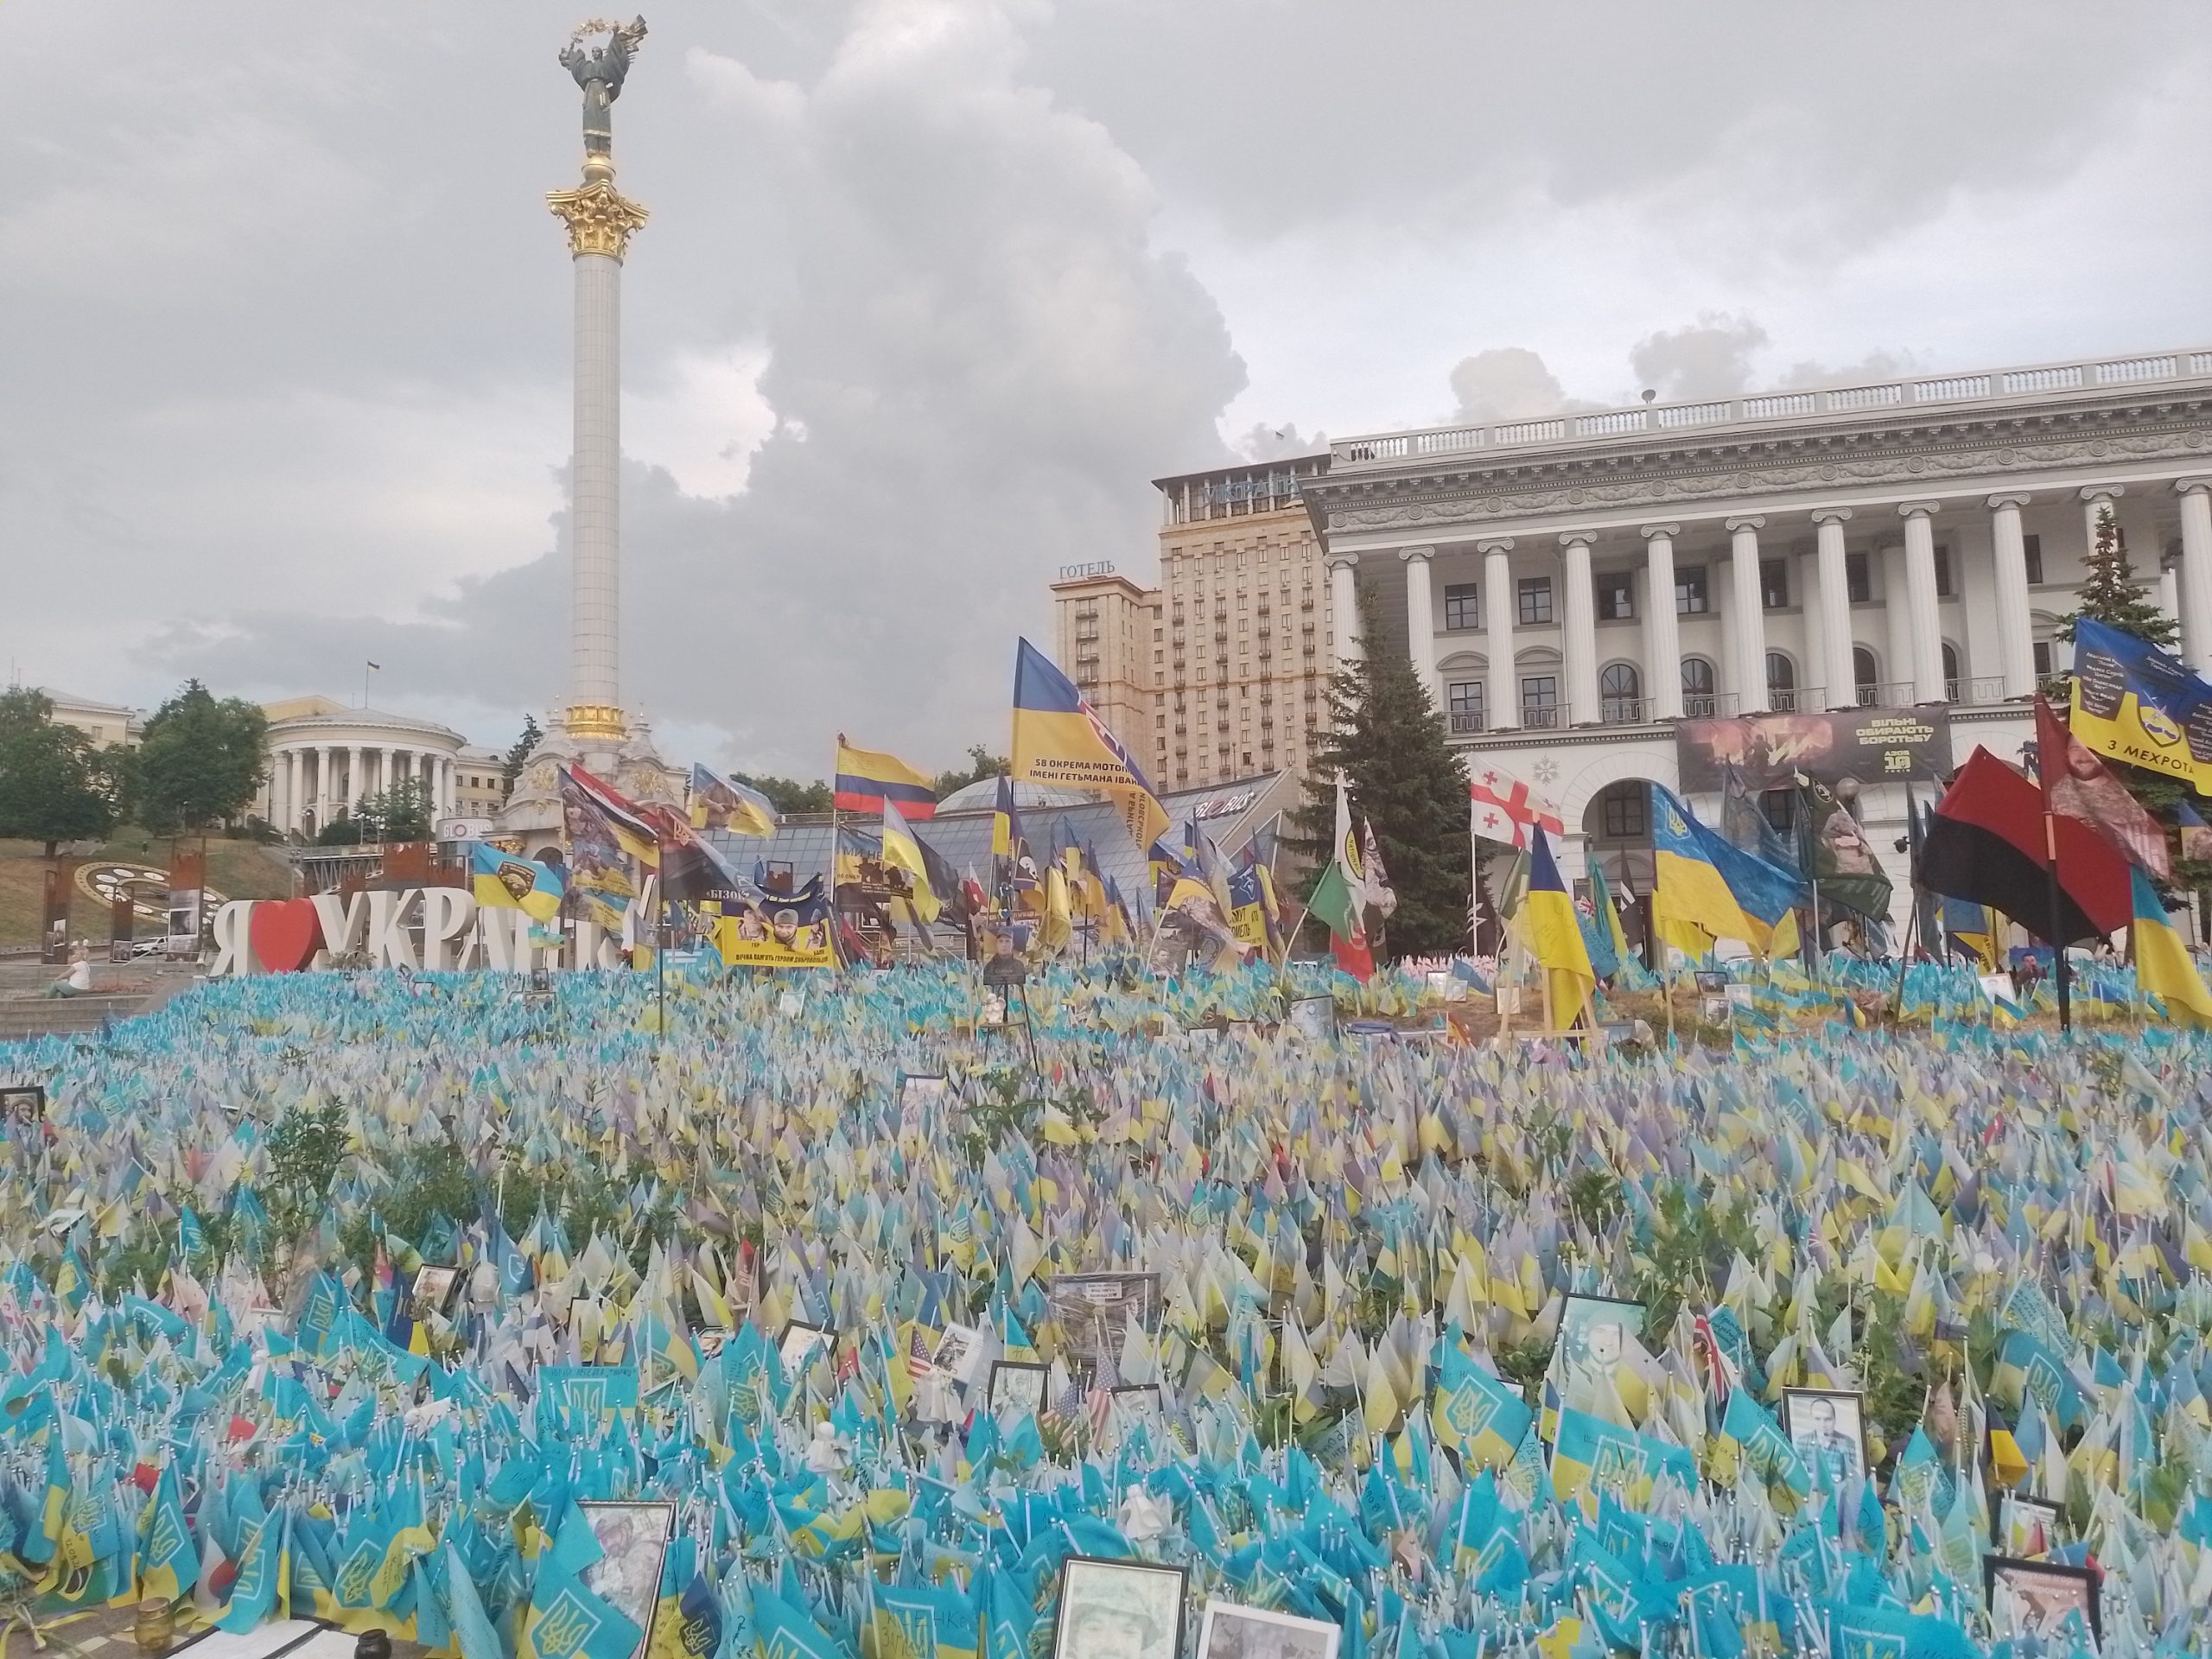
[0, 1087, 45, 1127]
[1985, 1555, 2100, 1644]
[1052, 1557, 1187, 1659]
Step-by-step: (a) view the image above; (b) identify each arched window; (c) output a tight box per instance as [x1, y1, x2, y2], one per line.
[1853, 646, 1879, 707]
[1599, 662, 1642, 724]
[1681, 657, 1717, 718]
[1592, 780, 1649, 842]
[1942, 642, 1961, 702]
[1766, 651, 1796, 712]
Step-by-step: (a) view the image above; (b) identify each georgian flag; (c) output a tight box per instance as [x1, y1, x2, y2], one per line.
[1468, 764, 1564, 850]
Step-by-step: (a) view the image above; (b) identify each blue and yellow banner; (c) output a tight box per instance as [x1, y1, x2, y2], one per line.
[1010, 639, 1168, 849]
[688, 764, 779, 838]
[2070, 615, 2212, 790]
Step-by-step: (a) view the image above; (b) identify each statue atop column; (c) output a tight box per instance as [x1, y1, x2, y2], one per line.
[559, 17, 647, 162]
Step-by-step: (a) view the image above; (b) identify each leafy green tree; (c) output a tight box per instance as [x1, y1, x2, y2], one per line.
[129, 680, 268, 832]
[932, 745, 1011, 800]
[734, 772, 833, 814]
[357, 778, 434, 842]
[1287, 586, 1469, 957]
[316, 813, 363, 847]
[501, 713, 543, 799]
[0, 689, 119, 855]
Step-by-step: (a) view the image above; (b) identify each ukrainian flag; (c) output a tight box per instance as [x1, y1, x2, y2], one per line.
[1010, 639, 1168, 848]
[472, 843, 564, 923]
[990, 772, 1023, 862]
[2133, 868, 2212, 1025]
[1431, 1342, 1534, 1471]
[1650, 784, 1804, 957]
[835, 737, 938, 819]
[880, 798, 942, 925]
[1524, 828, 1595, 1029]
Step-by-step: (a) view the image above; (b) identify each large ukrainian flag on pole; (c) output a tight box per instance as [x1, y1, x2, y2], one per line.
[1523, 827, 1594, 1030]
[1011, 639, 1169, 849]
[1650, 783, 1805, 957]
[2133, 867, 2212, 1025]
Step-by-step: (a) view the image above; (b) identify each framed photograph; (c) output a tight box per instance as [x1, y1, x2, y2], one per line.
[1693, 969, 1727, 994]
[778, 1319, 833, 1374]
[979, 988, 1008, 1028]
[577, 1500, 676, 1659]
[0, 1086, 45, 1126]
[695, 1328, 733, 1360]
[1052, 1557, 1186, 1659]
[1782, 1388, 1870, 1489]
[1197, 1599, 1341, 1659]
[1984, 1555, 2100, 1643]
[1554, 1294, 1646, 1402]
[931, 1321, 986, 1387]
[899, 1073, 950, 1134]
[988, 1360, 1049, 1418]
[1048, 1273, 1163, 1382]
[410, 1265, 460, 1312]
[1286, 996, 1335, 1042]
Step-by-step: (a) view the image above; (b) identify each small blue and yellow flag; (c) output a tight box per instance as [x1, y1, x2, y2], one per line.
[2133, 868, 2212, 1025]
[1431, 1342, 1535, 1471]
[472, 844, 564, 923]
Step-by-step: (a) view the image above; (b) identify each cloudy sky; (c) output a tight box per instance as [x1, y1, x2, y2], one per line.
[6, 2, 2209, 775]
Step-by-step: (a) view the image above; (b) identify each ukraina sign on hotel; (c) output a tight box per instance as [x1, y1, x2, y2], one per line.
[1675, 706, 1952, 794]
[205, 892, 630, 977]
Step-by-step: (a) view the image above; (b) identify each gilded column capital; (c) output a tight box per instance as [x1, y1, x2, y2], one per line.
[547, 179, 651, 260]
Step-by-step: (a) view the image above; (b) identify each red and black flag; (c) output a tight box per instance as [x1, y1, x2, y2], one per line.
[1919, 746, 2129, 945]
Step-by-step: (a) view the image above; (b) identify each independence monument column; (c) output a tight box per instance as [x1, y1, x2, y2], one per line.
[547, 17, 650, 750]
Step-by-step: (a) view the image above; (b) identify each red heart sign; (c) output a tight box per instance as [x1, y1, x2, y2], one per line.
[248, 899, 323, 973]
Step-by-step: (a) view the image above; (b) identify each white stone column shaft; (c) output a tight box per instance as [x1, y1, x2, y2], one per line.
[1401, 547, 1437, 708]
[1560, 533, 1599, 723]
[283, 748, 302, 832]
[1726, 517, 1769, 710]
[1641, 524, 1682, 720]
[314, 746, 332, 829]
[1481, 539, 1516, 729]
[572, 251, 624, 711]
[1812, 509, 1855, 709]
[1326, 555, 1361, 666]
[1898, 503, 1946, 702]
[2176, 480, 2212, 676]
[1987, 493, 2037, 698]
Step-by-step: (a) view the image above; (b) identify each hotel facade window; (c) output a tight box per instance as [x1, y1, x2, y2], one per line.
[1443, 582, 1479, 631]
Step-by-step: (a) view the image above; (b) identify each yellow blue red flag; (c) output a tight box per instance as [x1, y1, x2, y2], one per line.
[835, 737, 937, 820]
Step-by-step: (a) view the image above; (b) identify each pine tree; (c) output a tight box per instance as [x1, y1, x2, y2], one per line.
[1287, 586, 1469, 957]
[2058, 505, 2177, 650]
[500, 714, 543, 800]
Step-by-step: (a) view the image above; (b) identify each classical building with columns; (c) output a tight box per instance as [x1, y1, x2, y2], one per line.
[255, 696, 472, 839]
[1297, 346, 2212, 944]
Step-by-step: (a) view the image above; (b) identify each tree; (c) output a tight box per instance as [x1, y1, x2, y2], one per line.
[1287, 587, 1469, 957]
[932, 745, 1011, 800]
[2058, 505, 2178, 652]
[130, 680, 268, 832]
[316, 813, 363, 847]
[356, 778, 434, 842]
[0, 689, 118, 855]
[734, 772, 833, 814]
[501, 714, 543, 799]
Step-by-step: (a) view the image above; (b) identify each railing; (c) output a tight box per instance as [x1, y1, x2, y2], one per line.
[1519, 704, 1564, 729]
[1449, 711, 1485, 734]
[1599, 696, 1655, 725]
[1331, 346, 2212, 466]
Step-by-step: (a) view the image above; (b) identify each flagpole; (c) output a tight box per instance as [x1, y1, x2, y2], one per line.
[2033, 702, 2074, 1034]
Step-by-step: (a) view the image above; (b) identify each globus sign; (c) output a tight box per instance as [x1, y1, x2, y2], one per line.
[207, 891, 628, 977]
